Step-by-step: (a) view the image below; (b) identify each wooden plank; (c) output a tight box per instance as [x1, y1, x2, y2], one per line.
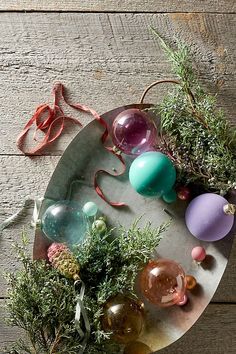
[0, 13, 235, 155]
[0, 1, 235, 13]
[0, 155, 59, 296]
[0, 301, 235, 353]
[0, 155, 236, 302]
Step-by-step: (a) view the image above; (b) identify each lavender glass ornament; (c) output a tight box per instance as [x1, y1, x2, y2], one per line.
[185, 193, 234, 241]
[111, 108, 157, 155]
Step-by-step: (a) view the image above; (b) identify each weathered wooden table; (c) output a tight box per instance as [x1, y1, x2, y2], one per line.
[0, 1, 235, 353]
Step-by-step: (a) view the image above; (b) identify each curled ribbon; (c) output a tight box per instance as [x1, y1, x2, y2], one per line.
[94, 146, 126, 207]
[16, 83, 126, 206]
[74, 280, 91, 353]
[16, 83, 104, 155]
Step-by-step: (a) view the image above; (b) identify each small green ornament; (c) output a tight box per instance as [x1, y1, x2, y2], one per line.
[129, 151, 176, 203]
[92, 217, 107, 234]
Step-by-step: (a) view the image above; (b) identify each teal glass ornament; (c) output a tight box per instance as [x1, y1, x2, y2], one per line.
[41, 200, 87, 245]
[82, 201, 98, 217]
[129, 151, 176, 203]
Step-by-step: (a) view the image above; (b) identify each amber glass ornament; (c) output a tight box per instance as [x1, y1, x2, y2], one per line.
[140, 259, 186, 307]
[101, 294, 144, 344]
[185, 275, 197, 290]
[124, 341, 152, 354]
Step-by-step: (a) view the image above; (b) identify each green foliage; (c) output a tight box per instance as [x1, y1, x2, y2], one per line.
[5, 234, 82, 354]
[76, 219, 169, 347]
[151, 29, 236, 194]
[5, 220, 169, 354]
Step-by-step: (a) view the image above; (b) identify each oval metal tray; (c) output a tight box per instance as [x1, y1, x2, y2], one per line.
[33, 103, 235, 353]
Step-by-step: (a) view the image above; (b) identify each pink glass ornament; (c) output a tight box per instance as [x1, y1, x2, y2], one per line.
[176, 294, 188, 306]
[191, 246, 206, 262]
[140, 259, 186, 307]
[111, 108, 157, 155]
[177, 186, 191, 201]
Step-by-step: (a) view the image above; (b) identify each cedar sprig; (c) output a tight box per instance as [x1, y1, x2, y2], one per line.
[151, 29, 236, 194]
[4, 233, 83, 354]
[4, 220, 169, 354]
[75, 218, 170, 346]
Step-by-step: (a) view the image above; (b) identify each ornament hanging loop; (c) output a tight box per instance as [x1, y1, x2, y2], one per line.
[139, 79, 181, 104]
[140, 79, 208, 128]
[223, 203, 236, 215]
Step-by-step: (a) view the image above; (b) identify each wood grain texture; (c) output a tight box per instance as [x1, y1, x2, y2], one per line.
[0, 301, 235, 353]
[0, 0, 235, 13]
[0, 8, 235, 354]
[0, 13, 235, 155]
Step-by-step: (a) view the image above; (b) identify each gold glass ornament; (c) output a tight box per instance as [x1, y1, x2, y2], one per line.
[185, 275, 197, 290]
[124, 341, 152, 354]
[101, 294, 144, 344]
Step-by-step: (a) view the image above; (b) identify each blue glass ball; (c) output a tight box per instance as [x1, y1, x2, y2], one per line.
[129, 151, 176, 200]
[41, 200, 87, 245]
[82, 201, 98, 217]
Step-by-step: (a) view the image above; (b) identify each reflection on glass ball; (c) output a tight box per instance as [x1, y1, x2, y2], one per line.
[101, 294, 144, 344]
[41, 200, 87, 246]
[140, 259, 186, 307]
[111, 109, 157, 155]
[124, 341, 152, 354]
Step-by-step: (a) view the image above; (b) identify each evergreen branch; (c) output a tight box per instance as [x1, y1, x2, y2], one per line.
[150, 28, 236, 194]
[5, 219, 169, 353]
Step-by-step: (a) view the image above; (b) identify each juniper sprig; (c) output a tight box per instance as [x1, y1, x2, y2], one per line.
[151, 29, 236, 194]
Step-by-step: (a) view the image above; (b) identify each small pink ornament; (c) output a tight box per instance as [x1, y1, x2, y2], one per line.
[176, 294, 188, 306]
[191, 246, 206, 262]
[177, 186, 191, 201]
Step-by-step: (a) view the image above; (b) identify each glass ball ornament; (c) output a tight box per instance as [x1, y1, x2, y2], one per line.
[139, 259, 186, 307]
[176, 293, 188, 306]
[185, 193, 234, 241]
[177, 186, 191, 201]
[82, 201, 98, 217]
[41, 200, 87, 245]
[191, 246, 206, 262]
[129, 151, 177, 203]
[111, 108, 157, 155]
[185, 275, 197, 290]
[101, 294, 144, 344]
[92, 217, 107, 234]
[124, 341, 152, 354]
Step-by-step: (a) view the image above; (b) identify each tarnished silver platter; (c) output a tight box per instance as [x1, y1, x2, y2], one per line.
[33, 104, 235, 353]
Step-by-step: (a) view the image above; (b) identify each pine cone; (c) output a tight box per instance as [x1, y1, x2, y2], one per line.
[47, 243, 80, 280]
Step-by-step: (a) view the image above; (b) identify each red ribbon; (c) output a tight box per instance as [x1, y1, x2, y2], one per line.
[16, 83, 126, 206]
[94, 146, 126, 207]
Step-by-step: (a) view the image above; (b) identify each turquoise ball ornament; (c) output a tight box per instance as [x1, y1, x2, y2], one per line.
[82, 201, 98, 217]
[41, 200, 87, 246]
[129, 151, 177, 203]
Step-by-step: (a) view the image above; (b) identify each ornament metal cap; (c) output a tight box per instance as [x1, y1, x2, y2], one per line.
[223, 203, 236, 215]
